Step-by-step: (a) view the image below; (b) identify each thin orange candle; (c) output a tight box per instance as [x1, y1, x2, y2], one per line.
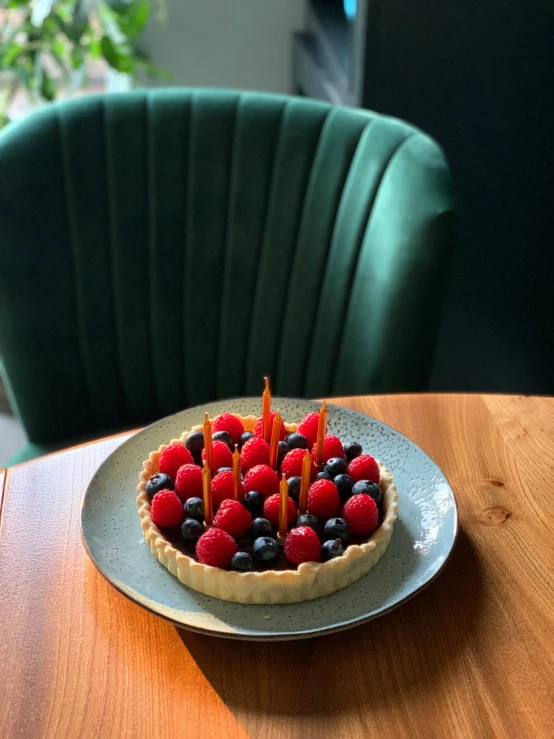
[278, 474, 289, 539]
[298, 450, 312, 515]
[269, 409, 282, 469]
[262, 376, 271, 442]
[314, 401, 328, 466]
[202, 462, 213, 526]
[232, 446, 241, 500]
[203, 412, 213, 472]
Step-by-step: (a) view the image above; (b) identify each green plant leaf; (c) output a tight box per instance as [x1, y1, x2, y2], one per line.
[67, 0, 90, 42]
[31, 0, 57, 28]
[40, 70, 56, 101]
[99, 35, 133, 73]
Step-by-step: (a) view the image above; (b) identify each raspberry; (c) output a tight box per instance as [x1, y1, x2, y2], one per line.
[150, 490, 184, 528]
[159, 444, 194, 478]
[244, 464, 279, 500]
[263, 493, 297, 526]
[196, 527, 237, 568]
[311, 434, 344, 463]
[297, 412, 320, 446]
[212, 413, 245, 444]
[307, 479, 340, 519]
[342, 494, 378, 534]
[280, 448, 317, 480]
[202, 440, 233, 470]
[347, 454, 380, 484]
[284, 526, 322, 565]
[213, 499, 252, 536]
[174, 464, 203, 500]
[254, 412, 287, 441]
[241, 436, 270, 471]
[211, 470, 244, 508]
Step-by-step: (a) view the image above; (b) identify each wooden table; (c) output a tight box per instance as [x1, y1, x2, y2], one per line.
[1, 394, 553, 738]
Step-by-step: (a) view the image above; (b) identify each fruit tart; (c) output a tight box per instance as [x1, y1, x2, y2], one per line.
[137, 404, 399, 604]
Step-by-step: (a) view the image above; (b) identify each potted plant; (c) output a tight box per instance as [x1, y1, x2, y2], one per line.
[0, 0, 165, 128]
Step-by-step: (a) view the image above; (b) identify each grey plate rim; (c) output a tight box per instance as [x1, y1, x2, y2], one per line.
[80, 397, 459, 641]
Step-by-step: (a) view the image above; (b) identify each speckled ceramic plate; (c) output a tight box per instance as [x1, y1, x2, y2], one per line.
[81, 398, 457, 640]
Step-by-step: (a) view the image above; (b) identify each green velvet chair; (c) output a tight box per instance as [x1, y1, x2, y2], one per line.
[0, 89, 456, 465]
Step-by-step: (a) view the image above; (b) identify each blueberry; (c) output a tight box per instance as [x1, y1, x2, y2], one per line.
[238, 432, 254, 451]
[145, 473, 174, 499]
[286, 433, 309, 450]
[250, 517, 273, 538]
[252, 536, 279, 563]
[315, 470, 333, 482]
[231, 552, 254, 571]
[181, 518, 203, 542]
[324, 517, 350, 542]
[324, 457, 347, 477]
[186, 432, 204, 463]
[334, 473, 354, 501]
[277, 441, 290, 466]
[287, 476, 302, 503]
[213, 430, 234, 452]
[244, 491, 264, 516]
[321, 538, 344, 561]
[352, 480, 382, 505]
[344, 441, 363, 462]
[216, 466, 233, 475]
[296, 513, 319, 532]
[184, 496, 204, 522]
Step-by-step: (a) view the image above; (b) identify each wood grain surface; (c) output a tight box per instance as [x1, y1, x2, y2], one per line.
[0, 395, 553, 739]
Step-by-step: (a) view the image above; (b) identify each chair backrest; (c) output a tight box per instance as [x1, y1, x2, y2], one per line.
[0, 89, 456, 445]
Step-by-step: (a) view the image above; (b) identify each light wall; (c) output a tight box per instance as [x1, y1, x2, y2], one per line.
[141, 0, 308, 94]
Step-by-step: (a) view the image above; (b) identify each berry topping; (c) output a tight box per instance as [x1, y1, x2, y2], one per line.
[240, 436, 270, 471]
[254, 412, 287, 441]
[181, 518, 203, 542]
[287, 476, 302, 503]
[185, 432, 204, 463]
[352, 480, 382, 505]
[296, 513, 319, 532]
[342, 494, 379, 535]
[174, 464, 203, 500]
[184, 496, 204, 521]
[151, 490, 184, 528]
[315, 470, 333, 482]
[286, 432, 309, 450]
[196, 528, 237, 568]
[212, 413, 245, 444]
[344, 441, 363, 462]
[263, 494, 297, 526]
[297, 412, 320, 447]
[277, 441, 290, 467]
[212, 430, 234, 452]
[203, 440, 233, 471]
[231, 552, 254, 572]
[252, 536, 279, 563]
[159, 444, 194, 478]
[307, 479, 340, 519]
[214, 499, 252, 536]
[324, 457, 347, 478]
[323, 517, 350, 542]
[244, 491, 264, 516]
[321, 538, 344, 561]
[347, 454, 380, 484]
[334, 474, 354, 501]
[244, 464, 279, 499]
[216, 466, 233, 475]
[250, 517, 273, 538]
[284, 526, 322, 565]
[238, 431, 254, 450]
[281, 448, 317, 479]
[145, 473, 175, 499]
[314, 435, 344, 463]
[211, 469, 244, 508]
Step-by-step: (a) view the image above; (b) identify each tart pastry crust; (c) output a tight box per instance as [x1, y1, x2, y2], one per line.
[137, 414, 399, 604]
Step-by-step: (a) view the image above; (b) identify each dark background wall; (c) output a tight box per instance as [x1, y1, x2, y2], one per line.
[365, 0, 554, 393]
